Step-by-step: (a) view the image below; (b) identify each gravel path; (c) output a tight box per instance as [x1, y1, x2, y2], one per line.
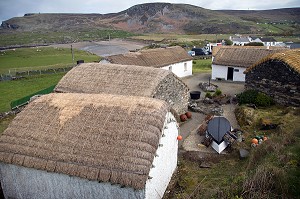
[180, 73, 244, 153]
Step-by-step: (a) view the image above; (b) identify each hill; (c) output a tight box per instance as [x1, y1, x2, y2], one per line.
[1, 3, 299, 35]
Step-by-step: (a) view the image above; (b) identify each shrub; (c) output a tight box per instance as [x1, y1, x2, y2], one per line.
[192, 60, 196, 64]
[213, 89, 222, 97]
[254, 92, 274, 107]
[237, 90, 274, 107]
[205, 92, 212, 99]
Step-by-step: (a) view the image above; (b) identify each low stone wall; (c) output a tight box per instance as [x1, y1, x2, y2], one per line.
[245, 60, 300, 106]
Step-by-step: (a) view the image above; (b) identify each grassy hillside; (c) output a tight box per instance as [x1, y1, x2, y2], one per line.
[0, 47, 100, 74]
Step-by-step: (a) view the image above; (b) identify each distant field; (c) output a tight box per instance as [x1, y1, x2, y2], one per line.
[131, 34, 232, 42]
[193, 59, 212, 73]
[0, 29, 137, 47]
[0, 47, 100, 74]
[0, 73, 65, 112]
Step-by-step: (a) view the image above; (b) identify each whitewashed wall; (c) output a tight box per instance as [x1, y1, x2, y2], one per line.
[212, 64, 246, 82]
[0, 163, 145, 199]
[0, 112, 178, 199]
[145, 112, 178, 199]
[212, 64, 228, 80]
[162, 60, 192, 78]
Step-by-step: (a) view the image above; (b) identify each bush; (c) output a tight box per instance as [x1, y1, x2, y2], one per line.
[237, 90, 274, 107]
[205, 92, 212, 99]
[213, 89, 222, 97]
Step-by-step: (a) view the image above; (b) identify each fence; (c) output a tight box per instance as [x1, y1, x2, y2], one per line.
[0, 65, 74, 81]
[10, 85, 56, 110]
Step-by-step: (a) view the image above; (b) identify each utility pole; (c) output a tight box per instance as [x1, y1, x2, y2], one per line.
[71, 44, 74, 64]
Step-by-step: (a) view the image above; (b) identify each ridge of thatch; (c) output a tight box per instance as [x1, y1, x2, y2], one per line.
[105, 46, 192, 68]
[212, 47, 287, 68]
[0, 93, 169, 189]
[245, 49, 300, 74]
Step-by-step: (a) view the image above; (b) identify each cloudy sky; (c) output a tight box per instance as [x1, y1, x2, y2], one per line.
[0, 0, 299, 22]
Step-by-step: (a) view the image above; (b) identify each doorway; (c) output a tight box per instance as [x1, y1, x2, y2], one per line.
[227, 67, 234, 81]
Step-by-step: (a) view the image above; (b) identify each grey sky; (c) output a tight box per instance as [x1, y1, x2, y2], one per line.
[0, 0, 299, 22]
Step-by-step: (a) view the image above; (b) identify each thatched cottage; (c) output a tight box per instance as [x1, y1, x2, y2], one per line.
[212, 47, 286, 81]
[245, 50, 300, 106]
[54, 63, 189, 118]
[102, 46, 193, 78]
[0, 93, 179, 199]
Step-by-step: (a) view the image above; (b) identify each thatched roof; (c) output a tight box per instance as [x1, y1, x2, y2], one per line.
[212, 47, 287, 68]
[245, 49, 300, 74]
[212, 46, 286, 57]
[0, 93, 169, 189]
[105, 46, 192, 68]
[55, 63, 170, 95]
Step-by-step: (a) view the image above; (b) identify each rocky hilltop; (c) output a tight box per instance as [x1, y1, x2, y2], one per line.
[1, 3, 300, 34]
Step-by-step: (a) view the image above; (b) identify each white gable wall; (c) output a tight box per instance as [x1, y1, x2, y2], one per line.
[212, 64, 246, 82]
[145, 112, 178, 199]
[162, 60, 192, 78]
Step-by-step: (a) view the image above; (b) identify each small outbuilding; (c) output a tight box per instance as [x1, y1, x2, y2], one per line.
[0, 93, 179, 199]
[212, 47, 286, 81]
[206, 116, 232, 154]
[103, 46, 193, 78]
[245, 49, 300, 106]
[54, 63, 189, 118]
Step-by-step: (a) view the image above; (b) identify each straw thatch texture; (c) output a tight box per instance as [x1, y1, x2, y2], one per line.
[105, 46, 192, 68]
[0, 93, 169, 189]
[245, 49, 300, 74]
[212, 46, 287, 61]
[213, 47, 287, 68]
[55, 63, 189, 115]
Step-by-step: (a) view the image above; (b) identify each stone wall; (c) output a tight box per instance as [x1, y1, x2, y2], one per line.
[245, 60, 300, 106]
[153, 73, 189, 117]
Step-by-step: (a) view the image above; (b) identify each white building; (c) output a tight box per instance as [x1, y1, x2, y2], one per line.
[0, 93, 179, 199]
[229, 36, 250, 46]
[211, 47, 286, 82]
[103, 46, 193, 78]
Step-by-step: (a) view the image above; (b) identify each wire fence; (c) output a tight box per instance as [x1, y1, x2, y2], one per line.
[0, 65, 74, 81]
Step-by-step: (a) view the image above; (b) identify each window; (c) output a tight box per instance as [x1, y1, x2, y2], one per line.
[184, 63, 187, 71]
[169, 66, 172, 71]
[234, 69, 239, 72]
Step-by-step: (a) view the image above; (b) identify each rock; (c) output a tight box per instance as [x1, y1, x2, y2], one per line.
[239, 148, 250, 159]
[199, 162, 211, 168]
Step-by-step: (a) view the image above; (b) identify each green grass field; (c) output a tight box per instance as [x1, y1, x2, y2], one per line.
[192, 59, 212, 73]
[0, 73, 65, 112]
[131, 34, 231, 42]
[0, 47, 100, 74]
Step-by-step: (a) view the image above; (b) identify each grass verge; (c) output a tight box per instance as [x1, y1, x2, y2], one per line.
[192, 59, 212, 73]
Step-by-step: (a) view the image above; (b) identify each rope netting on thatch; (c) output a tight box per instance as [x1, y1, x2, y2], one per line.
[0, 93, 169, 189]
[213, 47, 287, 68]
[245, 49, 300, 74]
